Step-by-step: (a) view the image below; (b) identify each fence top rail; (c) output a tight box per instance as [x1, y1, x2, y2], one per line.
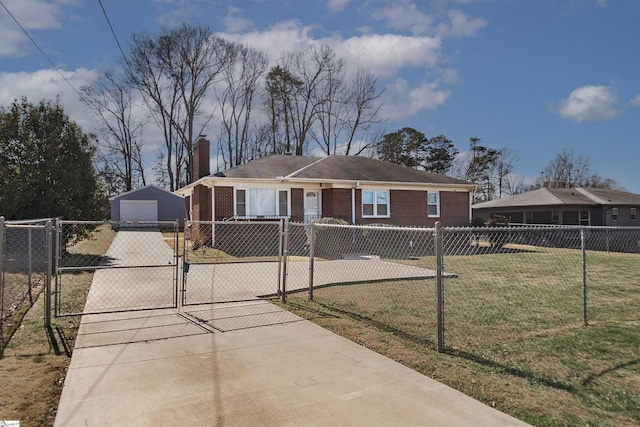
[4, 218, 54, 225]
[5, 224, 47, 230]
[187, 220, 282, 226]
[59, 220, 179, 226]
[311, 222, 435, 232]
[444, 225, 640, 232]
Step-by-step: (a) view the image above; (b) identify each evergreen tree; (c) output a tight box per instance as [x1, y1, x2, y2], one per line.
[0, 97, 103, 220]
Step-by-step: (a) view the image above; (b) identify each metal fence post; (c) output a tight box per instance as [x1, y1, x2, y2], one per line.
[308, 222, 315, 301]
[435, 221, 445, 352]
[277, 220, 283, 296]
[0, 217, 4, 331]
[44, 220, 52, 329]
[54, 220, 61, 317]
[281, 219, 289, 303]
[581, 227, 588, 326]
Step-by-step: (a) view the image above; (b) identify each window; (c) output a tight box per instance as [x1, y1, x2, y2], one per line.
[427, 192, 440, 217]
[631, 208, 637, 221]
[362, 190, 389, 218]
[612, 207, 618, 222]
[235, 189, 289, 218]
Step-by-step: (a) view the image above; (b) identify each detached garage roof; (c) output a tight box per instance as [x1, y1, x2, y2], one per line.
[109, 184, 182, 201]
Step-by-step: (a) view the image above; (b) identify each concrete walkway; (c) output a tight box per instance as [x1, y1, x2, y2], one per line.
[54, 230, 530, 426]
[55, 301, 530, 426]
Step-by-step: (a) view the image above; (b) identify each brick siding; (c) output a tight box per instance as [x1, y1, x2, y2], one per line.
[214, 186, 234, 220]
[324, 189, 469, 227]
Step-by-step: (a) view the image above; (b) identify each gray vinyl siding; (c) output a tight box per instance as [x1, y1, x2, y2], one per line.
[110, 186, 185, 226]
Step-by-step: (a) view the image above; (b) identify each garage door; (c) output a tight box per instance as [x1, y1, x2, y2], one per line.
[120, 200, 158, 222]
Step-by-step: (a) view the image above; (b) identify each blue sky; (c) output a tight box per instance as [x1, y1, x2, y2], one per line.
[0, 0, 638, 193]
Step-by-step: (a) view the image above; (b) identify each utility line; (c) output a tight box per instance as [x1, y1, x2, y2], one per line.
[0, 0, 83, 99]
[97, 0, 167, 136]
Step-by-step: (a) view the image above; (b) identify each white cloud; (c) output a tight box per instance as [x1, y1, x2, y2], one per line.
[630, 94, 640, 106]
[382, 78, 451, 120]
[223, 6, 253, 33]
[335, 34, 441, 78]
[218, 22, 442, 79]
[372, 0, 434, 36]
[0, 68, 98, 131]
[327, 0, 349, 13]
[554, 85, 620, 123]
[0, 0, 66, 57]
[435, 9, 487, 37]
[372, 2, 485, 38]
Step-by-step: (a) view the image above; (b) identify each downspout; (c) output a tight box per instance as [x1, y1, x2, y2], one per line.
[469, 192, 473, 224]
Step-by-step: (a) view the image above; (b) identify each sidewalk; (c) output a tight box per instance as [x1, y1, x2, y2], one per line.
[54, 300, 530, 426]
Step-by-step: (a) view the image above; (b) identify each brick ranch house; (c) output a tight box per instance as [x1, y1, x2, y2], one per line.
[175, 137, 477, 228]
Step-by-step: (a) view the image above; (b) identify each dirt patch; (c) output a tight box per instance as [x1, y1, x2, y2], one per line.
[0, 224, 115, 426]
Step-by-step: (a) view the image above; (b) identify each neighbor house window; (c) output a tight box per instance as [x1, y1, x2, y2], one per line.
[362, 190, 389, 217]
[611, 207, 618, 221]
[427, 192, 440, 217]
[235, 189, 289, 217]
[631, 208, 637, 221]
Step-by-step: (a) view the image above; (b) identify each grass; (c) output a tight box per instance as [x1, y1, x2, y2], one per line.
[2, 227, 638, 426]
[281, 242, 640, 427]
[0, 224, 116, 426]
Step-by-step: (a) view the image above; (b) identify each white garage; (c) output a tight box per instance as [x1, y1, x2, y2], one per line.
[119, 200, 158, 222]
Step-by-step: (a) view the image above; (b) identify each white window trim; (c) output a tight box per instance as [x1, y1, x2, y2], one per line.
[361, 189, 390, 218]
[631, 207, 637, 222]
[428, 191, 440, 218]
[234, 188, 290, 218]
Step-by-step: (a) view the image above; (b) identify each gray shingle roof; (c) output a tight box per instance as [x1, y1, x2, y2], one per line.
[214, 155, 473, 186]
[473, 187, 640, 209]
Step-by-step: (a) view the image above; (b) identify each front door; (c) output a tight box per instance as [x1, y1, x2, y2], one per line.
[304, 191, 321, 223]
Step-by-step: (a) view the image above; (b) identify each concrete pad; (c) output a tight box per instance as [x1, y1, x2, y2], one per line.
[55, 302, 530, 427]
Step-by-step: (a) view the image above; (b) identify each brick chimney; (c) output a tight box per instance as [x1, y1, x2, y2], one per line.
[193, 135, 210, 180]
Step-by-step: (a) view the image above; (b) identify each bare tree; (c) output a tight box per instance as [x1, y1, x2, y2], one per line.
[217, 43, 268, 167]
[80, 69, 146, 193]
[534, 148, 620, 189]
[341, 69, 384, 155]
[125, 23, 235, 189]
[126, 32, 183, 191]
[492, 148, 518, 198]
[313, 67, 384, 155]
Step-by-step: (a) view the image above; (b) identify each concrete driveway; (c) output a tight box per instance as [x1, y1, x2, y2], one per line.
[54, 229, 530, 426]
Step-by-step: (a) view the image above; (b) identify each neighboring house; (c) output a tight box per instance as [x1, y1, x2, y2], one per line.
[175, 137, 476, 228]
[473, 187, 640, 226]
[110, 185, 185, 226]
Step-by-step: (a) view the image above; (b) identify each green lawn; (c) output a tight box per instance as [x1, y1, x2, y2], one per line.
[283, 243, 640, 427]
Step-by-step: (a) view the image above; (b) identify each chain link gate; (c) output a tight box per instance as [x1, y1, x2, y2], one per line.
[181, 220, 285, 306]
[54, 220, 180, 316]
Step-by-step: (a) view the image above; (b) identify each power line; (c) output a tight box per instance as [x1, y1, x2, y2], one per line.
[97, 0, 165, 133]
[0, 0, 83, 99]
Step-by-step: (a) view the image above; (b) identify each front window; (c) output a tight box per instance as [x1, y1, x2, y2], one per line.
[631, 208, 637, 221]
[362, 190, 389, 218]
[235, 189, 289, 218]
[611, 207, 618, 222]
[428, 192, 440, 217]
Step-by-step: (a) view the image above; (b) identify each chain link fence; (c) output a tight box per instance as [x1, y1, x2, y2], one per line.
[182, 220, 284, 304]
[0, 217, 53, 356]
[302, 222, 639, 393]
[56, 220, 180, 315]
